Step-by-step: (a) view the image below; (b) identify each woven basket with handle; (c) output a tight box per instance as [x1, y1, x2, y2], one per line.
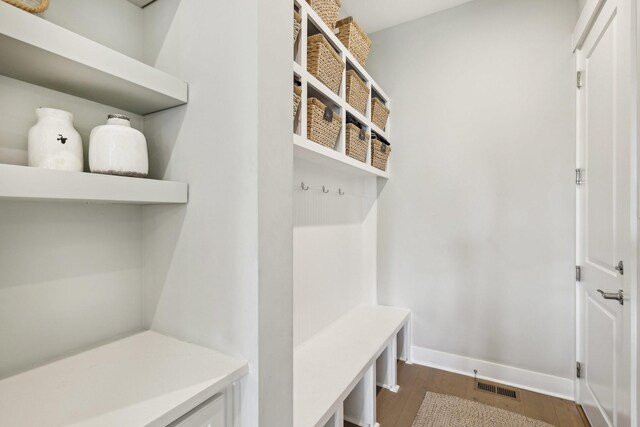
[294, 11, 302, 44]
[2, 0, 49, 13]
[371, 97, 390, 130]
[307, 97, 341, 149]
[346, 70, 369, 116]
[293, 85, 302, 121]
[345, 123, 369, 163]
[307, 0, 341, 28]
[371, 136, 391, 171]
[307, 34, 345, 95]
[335, 17, 372, 66]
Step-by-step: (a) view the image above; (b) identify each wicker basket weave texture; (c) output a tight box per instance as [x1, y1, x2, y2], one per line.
[307, 34, 345, 95]
[335, 17, 372, 66]
[371, 98, 390, 130]
[371, 138, 391, 171]
[294, 11, 302, 44]
[345, 123, 369, 163]
[346, 70, 369, 115]
[307, 0, 341, 28]
[293, 85, 302, 121]
[307, 98, 342, 149]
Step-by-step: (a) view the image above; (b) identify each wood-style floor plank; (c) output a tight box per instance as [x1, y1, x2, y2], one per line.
[365, 362, 589, 427]
[553, 398, 588, 427]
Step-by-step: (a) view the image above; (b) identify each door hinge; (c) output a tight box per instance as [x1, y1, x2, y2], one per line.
[576, 168, 584, 185]
[576, 266, 582, 282]
[615, 260, 624, 276]
[577, 362, 582, 378]
[577, 71, 583, 89]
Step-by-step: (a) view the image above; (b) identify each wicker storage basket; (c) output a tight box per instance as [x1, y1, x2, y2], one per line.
[293, 84, 302, 121]
[371, 136, 391, 171]
[2, 0, 49, 13]
[335, 17, 372, 66]
[307, 0, 341, 28]
[294, 11, 302, 44]
[308, 34, 345, 94]
[307, 97, 342, 149]
[346, 70, 368, 115]
[371, 97, 390, 130]
[345, 122, 369, 163]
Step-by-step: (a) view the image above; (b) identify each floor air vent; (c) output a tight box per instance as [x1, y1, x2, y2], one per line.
[475, 381, 519, 400]
[477, 382, 496, 393]
[496, 386, 517, 399]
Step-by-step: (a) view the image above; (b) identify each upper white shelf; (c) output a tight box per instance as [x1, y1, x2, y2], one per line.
[294, 135, 389, 179]
[0, 331, 248, 427]
[0, 164, 188, 204]
[0, 2, 188, 115]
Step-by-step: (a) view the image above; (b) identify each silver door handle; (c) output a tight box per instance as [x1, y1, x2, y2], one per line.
[597, 289, 624, 305]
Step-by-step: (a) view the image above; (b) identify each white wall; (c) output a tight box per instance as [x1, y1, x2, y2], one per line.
[41, 0, 144, 61]
[140, 0, 292, 425]
[578, 0, 588, 13]
[369, 0, 578, 387]
[0, 1, 145, 378]
[293, 160, 377, 346]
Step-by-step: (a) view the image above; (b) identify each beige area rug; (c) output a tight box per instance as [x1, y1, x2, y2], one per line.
[412, 392, 554, 427]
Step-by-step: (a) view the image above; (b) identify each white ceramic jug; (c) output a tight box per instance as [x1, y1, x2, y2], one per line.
[89, 114, 148, 177]
[28, 108, 83, 172]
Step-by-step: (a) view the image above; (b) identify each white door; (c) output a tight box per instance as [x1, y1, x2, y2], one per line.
[575, 0, 633, 426]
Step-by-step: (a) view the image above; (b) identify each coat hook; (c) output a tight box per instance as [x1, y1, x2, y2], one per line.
[322, 185, 329, 194]
[301, 182, 309, 191]
[338, 188, 345, 196]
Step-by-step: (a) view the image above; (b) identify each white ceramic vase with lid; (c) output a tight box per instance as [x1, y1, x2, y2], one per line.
[28, 108, 83, 172]
[89, 114, 149, 177]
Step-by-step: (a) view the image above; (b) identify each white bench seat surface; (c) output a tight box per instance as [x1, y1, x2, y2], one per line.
[294, 305, 410, 427]
[0, 331, 248, 427]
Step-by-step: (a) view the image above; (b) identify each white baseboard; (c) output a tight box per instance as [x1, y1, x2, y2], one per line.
[410, 346, 575, 400]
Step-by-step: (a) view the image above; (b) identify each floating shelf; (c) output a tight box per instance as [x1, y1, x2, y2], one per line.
[0, 331, 248, 427]
[0, 2, 188, 115]
[0, 164, 188, 204]
[294, 135, 389, 179]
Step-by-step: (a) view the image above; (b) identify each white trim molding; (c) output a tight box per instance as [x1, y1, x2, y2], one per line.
[572, 0, 606, 51]
[411, 346, 575, 400]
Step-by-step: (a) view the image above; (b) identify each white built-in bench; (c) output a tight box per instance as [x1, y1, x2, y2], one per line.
[0, 331, 248, 427]
[294, 305, 411, 427]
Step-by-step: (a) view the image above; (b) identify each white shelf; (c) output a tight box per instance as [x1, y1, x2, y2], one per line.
[0, 164, 188, 204]
[294, 135, 389, 179]
[0, 331, 248, 427]
[0, 2, 188, 115]
[299, 65, 390, 141]
[370, 123, 389, 141]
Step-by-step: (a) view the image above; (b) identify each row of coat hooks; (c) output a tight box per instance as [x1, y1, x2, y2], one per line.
[300, 181, 345, 196]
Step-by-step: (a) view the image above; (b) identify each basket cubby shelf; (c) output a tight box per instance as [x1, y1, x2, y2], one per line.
[294, 0, 391, 179]
[0, 1, 188, 115]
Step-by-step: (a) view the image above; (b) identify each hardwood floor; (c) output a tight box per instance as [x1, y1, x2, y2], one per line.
[346, 362, 589, 427]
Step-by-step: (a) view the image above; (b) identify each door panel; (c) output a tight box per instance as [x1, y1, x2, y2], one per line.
[576, 0, 632, 426]
[585, 295, 616, 422]
[585, 11, 617, 272]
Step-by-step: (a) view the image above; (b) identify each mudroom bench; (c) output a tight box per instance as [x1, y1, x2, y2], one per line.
[294, 305, 411, 427]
